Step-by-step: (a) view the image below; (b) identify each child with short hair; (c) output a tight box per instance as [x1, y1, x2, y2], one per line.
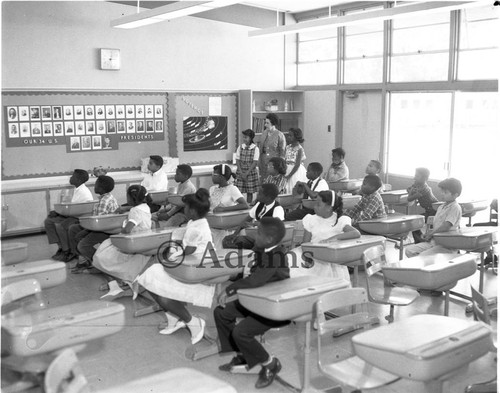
[284, 162, 329, 221]
[44, 169, 93, 262]
[142, 155, 169, 213]
[284, 128, 307, 194]
[223, 183, 284, 249]
[154, 164, 196, 228]
[214, 217, 289, 389]
[234, 129, 260, 203]
[405, 178, 462, 258]
[407, 167, 438, 243]
[325, 147, 349, 182]
[346, 175, 386, 225]
[68, 175, 119, 272]
[365, 160, 382, 176]
[93, 185, 152, 299]
[136, 189, 213, 345]
[263, 157, 287, 195]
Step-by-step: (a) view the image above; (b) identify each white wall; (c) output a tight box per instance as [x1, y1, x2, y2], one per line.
[303, 90, 337, 172]
[1, 1, 285, 91]
[342, 91, 383, 179]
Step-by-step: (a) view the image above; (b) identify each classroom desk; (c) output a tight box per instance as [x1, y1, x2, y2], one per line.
[302, 195, 361, 211]
[110, 227, 177, 255]
[238, 276, 350, 392]
[206, 210, 249, 230]
[148, 190, 170, 205]
[352, 314, 493, 393]
[358, 215, 425, 260]
[276, 194, 300, 209]
[79, 213, 128, 234]
[328, 179, 362, 193]
[432, 200, 489, 226]
[301, 235, 386, 286]
[53, 200, 98, 217]
[167, 194, 184, 207]
[434, 226, 497, 293]
[96, 368, 237, 393]
[382, 253, 477, 315]
[380, 190, 409, 214]
[2, 260, 67, 290]
[1, 242, 28, 265]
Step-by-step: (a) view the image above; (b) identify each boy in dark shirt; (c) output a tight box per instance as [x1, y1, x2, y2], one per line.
[214, 217, 289, 389]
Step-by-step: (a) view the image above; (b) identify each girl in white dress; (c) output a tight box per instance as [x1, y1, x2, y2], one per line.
[93, 185, 152, 299]
[288, 190, 360, 285]
[136, 189, 214, 345]
[209, 164, 249, 249]
[284, 128, 307, 194]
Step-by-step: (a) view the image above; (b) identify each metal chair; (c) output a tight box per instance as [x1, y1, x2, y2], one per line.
[315, 288, 400, 391]
[465, 285, 497, 393]
[362, 245, 419, 323]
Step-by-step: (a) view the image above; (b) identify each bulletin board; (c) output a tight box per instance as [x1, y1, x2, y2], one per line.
[168, 92, 237, 165]
[1, 91, 169, 180]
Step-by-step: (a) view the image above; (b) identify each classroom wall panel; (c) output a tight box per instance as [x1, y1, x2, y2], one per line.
[1, 1, 286, 91]
[342, 91, 383, 178]
[303, 90, 337, 171]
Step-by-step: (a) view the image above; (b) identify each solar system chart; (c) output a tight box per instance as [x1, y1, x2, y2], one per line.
[183, 116, 227, 152]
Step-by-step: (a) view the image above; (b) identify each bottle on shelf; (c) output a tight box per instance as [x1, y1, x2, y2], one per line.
[284, 99, 289, 112]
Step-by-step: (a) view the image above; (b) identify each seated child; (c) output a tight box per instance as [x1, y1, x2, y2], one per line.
[136, 189, 213, 345]
[262, 157, 287, 195]
[288, 191, 359, 284]
[222, 183, 284, 249]
[407, 167, 438, 243]
[405, 178, 462, 258]
[324, 147, 349, 182]
[214, 217, 289, 389]
[346, 175, 387, 226]
[142, 155, 169, 213]
[44, 169, 93, 262]
[284, 162, 329, 221]
[93, 185, 152, 299]
[153, 164, 196, 228]
[365, 159, 382, 177]
[68, 175, 119, 273]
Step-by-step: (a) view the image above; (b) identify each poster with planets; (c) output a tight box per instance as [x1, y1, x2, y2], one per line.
[183, 116, 227, 152]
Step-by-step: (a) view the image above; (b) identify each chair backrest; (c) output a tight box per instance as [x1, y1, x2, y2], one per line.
[470, 285, 492, 325]
[362, 245, 387, 277]
[45, 348, 88, 393]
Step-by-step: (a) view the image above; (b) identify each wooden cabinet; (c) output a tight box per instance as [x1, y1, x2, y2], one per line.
[239, 90, 304, 143]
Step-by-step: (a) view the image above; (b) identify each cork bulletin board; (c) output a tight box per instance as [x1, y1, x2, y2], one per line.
[2, 91, 169, 180]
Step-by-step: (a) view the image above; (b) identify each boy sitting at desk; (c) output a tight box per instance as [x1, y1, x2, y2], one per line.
[222, 183, 285, 249]
[44, 169, 93, 262]
[214, 217, 289, 389]
[153, 164, 196, 228]
[346, 174, 387, 227]
[284, 162, 329, 221]
[405, 178, 462, 258]
[141, 155, 169, 213]
[407, 167, 438, 243]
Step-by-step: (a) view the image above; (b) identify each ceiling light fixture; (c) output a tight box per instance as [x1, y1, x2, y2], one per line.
[248, 1, 488, 37]
[111, 0, 238, 29]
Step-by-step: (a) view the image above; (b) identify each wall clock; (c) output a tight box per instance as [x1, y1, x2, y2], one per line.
[100, 48, 120, 70]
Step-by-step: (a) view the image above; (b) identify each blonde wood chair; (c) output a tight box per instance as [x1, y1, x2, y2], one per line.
[362, 245, 419, 323]
[315, 288, 400, 391]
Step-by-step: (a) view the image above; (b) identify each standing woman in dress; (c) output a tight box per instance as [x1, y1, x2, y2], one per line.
[234, 129, 260, 204]
[284, 127, 307, 194]
[258, 113, 286, 179]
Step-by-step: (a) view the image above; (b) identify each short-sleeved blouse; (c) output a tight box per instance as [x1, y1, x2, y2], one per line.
[302, 214, 352, 243]
[126, 203, 152, 232]
[209, 184, 244, 210]
[182, 218, 213, 255]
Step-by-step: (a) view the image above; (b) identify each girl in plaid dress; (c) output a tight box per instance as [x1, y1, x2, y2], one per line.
[235, 129, 260, 203]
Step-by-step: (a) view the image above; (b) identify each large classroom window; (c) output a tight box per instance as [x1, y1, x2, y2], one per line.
[343, 17, 384, 83]
[390, 12, 450, 82]
[388, 91, 499, 199]
[457, 6, 500, 80]
[297, 29, 337, 85]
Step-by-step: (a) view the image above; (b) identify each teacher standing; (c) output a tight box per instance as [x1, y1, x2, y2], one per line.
[259, 113, 286, 179]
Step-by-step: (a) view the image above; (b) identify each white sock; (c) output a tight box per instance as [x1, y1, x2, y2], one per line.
[100, 280, 123, 299]
[165, 312, 180, 326]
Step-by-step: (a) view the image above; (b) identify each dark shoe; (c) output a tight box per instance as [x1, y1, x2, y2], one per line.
[219, 354, 247, 372]
[51, 248, 64, 260]
[62, 252, 77, 263]
[255, 357, 281, 389]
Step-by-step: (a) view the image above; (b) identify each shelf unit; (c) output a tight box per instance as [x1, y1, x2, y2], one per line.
[238, 90, 304, 143]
